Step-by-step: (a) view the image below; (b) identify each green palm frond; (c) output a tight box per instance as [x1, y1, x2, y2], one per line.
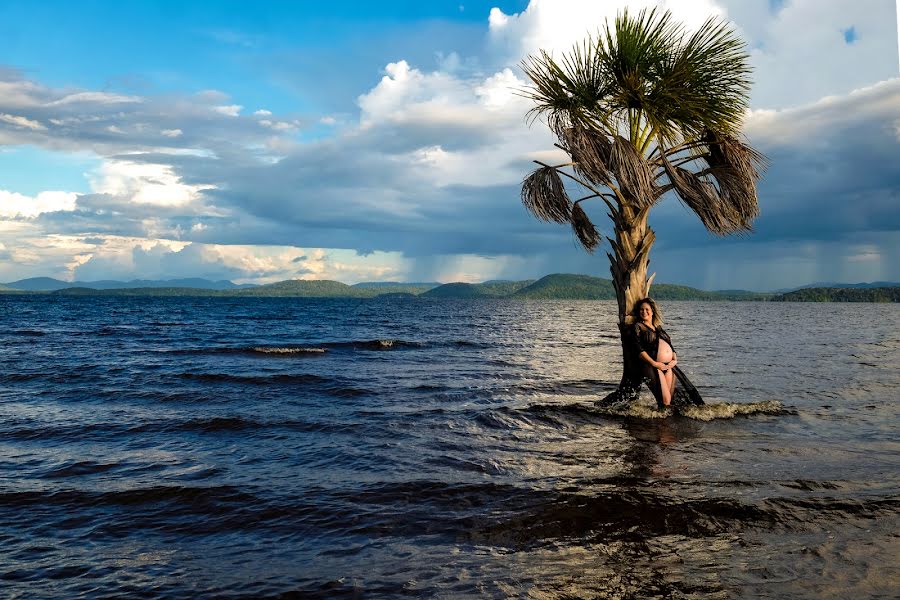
[521, 8, 753, 149]
[520, 8, 763, 241]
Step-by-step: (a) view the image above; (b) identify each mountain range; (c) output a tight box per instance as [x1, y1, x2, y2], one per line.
[1, 275, 897, 301]
[1, 277, 255, 291]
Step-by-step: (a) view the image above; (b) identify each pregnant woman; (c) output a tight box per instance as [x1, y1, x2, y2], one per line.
[630, 297, 678, 407]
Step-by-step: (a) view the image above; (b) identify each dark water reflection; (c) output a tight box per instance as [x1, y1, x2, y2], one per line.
[0, 296, 897, 598]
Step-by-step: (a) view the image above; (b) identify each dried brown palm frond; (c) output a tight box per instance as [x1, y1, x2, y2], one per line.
[521, 166, 572, 223]
[560, 124, 614, 186]
[708, 166, 759, 226]
[702, 130, 766, 229]
[608, 135, 658, 206]
[571, 202, 601, 251]
[704, 130, 766, 175]
[664, 162, 745, 235]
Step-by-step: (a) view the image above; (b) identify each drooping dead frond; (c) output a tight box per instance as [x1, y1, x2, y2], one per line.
[571, 202, 601, 251]
[521, 166, 572, 223]
[702, 129, 766, 230]
[704, 130, 766, 174]
[609, 135, 658, 206]
[708, 168, 759, 227]
[664, 162, 743, 235]
[560, 124, 613, 186]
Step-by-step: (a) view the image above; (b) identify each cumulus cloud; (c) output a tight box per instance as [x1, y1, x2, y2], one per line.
[488, 0, 724, 69]
[87, 160, 214, 207]
[0, 190, 77, 218]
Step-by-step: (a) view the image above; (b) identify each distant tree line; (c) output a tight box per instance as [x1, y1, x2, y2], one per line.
[773, 287, 900, 302]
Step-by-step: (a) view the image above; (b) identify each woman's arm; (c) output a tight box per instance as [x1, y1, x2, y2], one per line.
[638, 350, 669, 370]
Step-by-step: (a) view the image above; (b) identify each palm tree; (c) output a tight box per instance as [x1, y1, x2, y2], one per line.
[520, 9, 764, 404]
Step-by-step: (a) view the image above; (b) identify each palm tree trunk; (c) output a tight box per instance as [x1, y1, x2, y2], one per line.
[600, 205, 655, 404]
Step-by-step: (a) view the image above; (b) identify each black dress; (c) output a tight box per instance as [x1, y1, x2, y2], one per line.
[628, 322, 673, 362]
[625, 322, 703, 407]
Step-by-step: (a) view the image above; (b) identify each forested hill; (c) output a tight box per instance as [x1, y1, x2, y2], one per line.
[28, 274, 767, 300]
[6, 275, 895, 302]
[772, 287, 900, 302]
[420, 280, 535, 298]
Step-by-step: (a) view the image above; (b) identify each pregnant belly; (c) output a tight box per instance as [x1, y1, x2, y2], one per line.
[657, 339, 674, 363]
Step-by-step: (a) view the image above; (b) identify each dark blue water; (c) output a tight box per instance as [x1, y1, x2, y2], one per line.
[1, 295, 898, 598]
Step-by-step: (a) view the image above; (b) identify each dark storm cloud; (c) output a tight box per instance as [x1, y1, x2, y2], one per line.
[646, 80, 900, 254]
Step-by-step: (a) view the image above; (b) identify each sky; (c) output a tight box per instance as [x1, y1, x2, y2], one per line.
[0, 0, 898, 291]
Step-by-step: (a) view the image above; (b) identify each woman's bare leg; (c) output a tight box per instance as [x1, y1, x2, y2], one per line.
[657, 369, 672, 406]
[655, 340, 675, 407]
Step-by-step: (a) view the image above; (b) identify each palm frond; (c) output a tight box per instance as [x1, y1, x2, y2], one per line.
[663, 164, 730, 234]
[702, 129, 766, 229]
[560, 124, 613, 185]
[704, 129, 766, 180]
[571, 202, 601, 251]
[645, 17, 752, 138]
[521, 166, 572, 223]
[608, 135, 657, 206]
[664, 157, 756, 235]
[520, 8, 763, 241]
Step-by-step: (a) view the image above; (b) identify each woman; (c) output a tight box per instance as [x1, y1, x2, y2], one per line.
[629, 297, 678, 407]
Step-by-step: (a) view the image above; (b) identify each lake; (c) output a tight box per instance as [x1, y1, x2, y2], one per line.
[1, 295, 897, 598]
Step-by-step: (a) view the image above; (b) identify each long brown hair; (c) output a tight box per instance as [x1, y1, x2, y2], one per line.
[633, 297, 663, 329]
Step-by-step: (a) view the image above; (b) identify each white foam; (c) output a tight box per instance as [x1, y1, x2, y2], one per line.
[595, 400, 785, 421]
[252, 347, 328, 354]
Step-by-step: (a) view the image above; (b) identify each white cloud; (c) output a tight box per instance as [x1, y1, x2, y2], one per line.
[62, 238, 408, 284]
[357, 60, 472, 125]
[0, 112, 46, 130]
[87, 160, 214, 207]
[744, 79, 900, 145]
[213, 104, 242, 117]
[259, 119, 299, 131]
[488, 0, 724, 67]
[254, 109, 272, 116]
[0, 190, 77, 218]
[46, 91, 142, 106]
[474, 68, 521, 108]
[738, 0, 899, 108]
[0, 78, 43, 109]
[161, 128, 183, 137]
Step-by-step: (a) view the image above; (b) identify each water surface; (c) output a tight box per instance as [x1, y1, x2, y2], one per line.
[0, 296, 897, 598]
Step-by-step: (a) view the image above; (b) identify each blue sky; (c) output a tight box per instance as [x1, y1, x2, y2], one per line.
[0, 0, 898, 290]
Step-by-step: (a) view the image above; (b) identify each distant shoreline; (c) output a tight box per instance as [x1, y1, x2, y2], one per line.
[2, 274, 898, 302]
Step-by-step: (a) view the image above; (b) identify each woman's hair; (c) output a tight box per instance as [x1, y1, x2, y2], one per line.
[633, 297, 663, 328]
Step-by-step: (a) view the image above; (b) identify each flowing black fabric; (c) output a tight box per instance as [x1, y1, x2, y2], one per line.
[673, 366, 704, 406]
